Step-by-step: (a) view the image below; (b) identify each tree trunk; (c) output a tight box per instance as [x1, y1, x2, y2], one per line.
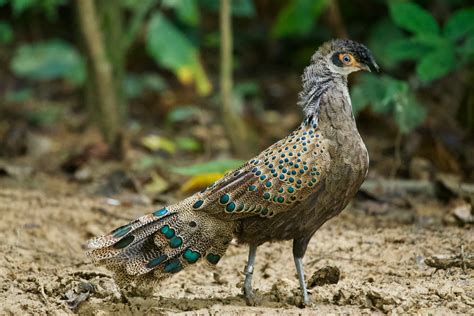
[220, 0, 254, 158]
[76, 0, 123, 157]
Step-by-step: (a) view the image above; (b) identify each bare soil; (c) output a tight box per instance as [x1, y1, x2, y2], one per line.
[0, 187, 472, 315]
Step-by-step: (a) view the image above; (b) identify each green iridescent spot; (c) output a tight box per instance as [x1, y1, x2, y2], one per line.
[288, 187, 294, 193]
[248, 185, 257, 192]
[300, 169, 305, 174]
[206, 253, 221, 265]
[193, 200, 204, 209]
[183, 248, 201, 263]
[261, 208, 269, 215]
[164, 259, 183, 273]
[169, 236, 183, 248]
[312, 178, 317, 183]
[273, 196, 278, 202]
[279, 174, 285, 180]
[308, 182, 313, 187]
[296, 184, 301, 189]
[220, 193, 230, 204]
[237, 203, 245, 212]
[112, 225, 131, 238]
[297, 180, 302, 184]
[263, 192, 270, 200]
[226, 202, 236, 212]
[113, 235, 135, 249]
[265, 181, 272, 187]
[277, 196, 284, 203]
[260, 175, 266, 180]
[278, 188, 284, 193]
[289, 177, 294, 183]
[152, 208, 168, 217]
[255, 205, 262, 212]
[161, 225, 175, 239]
[146, 254, 168, 268]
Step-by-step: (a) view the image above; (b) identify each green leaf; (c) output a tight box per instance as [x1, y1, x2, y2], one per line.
[166, 105, 201, 123]
[175, 136, 201, 152]
[198, 0, 255, 17]
[124, 73, 167, 98]
[389, 2, 439, 35]
[11, 0, 35, 16]
[458, 35, 474, 57]
[11, 40, 85, 84]
[386, 38, 432, 62]
[416, 48, 456, 82]
[369, 19, 405, 69]
[394, 94, 426, 134]
[272, 0, 328, 38]
[444, 7, 474, 41]
[163, 0, 200, 26]
[0, 21, 12, 44]
[146, 12, 212, 95]
[171, 159, 245, 176]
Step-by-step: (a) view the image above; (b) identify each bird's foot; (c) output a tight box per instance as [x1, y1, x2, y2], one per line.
[294, 289, 312, 308]
[244, 288, 260, 306]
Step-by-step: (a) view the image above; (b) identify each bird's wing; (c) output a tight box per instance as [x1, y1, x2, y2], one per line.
[185, 125, 330, 219]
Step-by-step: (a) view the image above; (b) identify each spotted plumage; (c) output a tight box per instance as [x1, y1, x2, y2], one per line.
[86, 39, 378, 306]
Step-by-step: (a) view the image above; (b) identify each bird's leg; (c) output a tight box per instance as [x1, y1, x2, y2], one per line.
[293, 236, 312, 307]
[294, 256, 309, 306]
[243, 244, 258, 305]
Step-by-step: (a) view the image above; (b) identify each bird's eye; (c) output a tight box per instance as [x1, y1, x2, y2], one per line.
[340, 53, 353, 65]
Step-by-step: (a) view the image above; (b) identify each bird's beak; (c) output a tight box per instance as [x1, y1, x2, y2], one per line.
[361, 56, 379, 72]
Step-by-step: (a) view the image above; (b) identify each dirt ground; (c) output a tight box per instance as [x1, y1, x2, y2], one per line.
[0, 184, 472, 315]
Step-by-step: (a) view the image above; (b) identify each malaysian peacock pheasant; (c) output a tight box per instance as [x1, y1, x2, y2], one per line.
[86, 39, 378, 306]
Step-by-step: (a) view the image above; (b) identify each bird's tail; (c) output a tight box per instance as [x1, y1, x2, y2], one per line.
[86, 206, 235, 287]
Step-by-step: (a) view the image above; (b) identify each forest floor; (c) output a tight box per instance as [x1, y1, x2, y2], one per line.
[0, 178, 472, 315]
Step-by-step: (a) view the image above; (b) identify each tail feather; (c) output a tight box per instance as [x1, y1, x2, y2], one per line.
[86, 206, 235, 287]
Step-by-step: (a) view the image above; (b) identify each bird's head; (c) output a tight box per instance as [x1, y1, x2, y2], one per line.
[315, 39, 379, 76]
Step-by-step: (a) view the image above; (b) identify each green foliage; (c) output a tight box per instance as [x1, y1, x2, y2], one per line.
[163, 0, 200, 26]
[0, 21, 12, 44]
[124, 73, 167, 99]
[198, 0, 255, 17]
[146, 12, 212, 96]
[171, 159, 245, 176]
[272, 0, 328, 38]
[352, 74, 426, 134]
[10, 40, 85, 84]
[166, 106, 202, 124]
[387, 2, 474, 82]
[1, 0, 67, 19]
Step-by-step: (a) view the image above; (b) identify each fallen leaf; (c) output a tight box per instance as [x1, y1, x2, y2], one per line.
[180, 173, 223, 193]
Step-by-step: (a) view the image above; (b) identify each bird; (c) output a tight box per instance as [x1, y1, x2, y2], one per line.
[86, 39, 378, 307]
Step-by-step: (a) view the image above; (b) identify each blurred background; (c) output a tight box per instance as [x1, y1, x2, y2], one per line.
[0, 0, 473, 207]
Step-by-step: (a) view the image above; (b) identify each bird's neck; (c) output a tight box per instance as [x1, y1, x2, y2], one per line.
[298, 61, 353, 130]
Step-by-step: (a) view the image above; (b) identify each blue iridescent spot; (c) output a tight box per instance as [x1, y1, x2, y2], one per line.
[288, 187, 294, 193]
[113, 235, 135, 249]
[260, 175, 266, 180]
[297, 179, 302, 184]
[226, 202, 236, 212]
[279, 159, 284, 164]
[268, 164, 274, 168]
[271, 168, 275, 173]
[193, 200, 204, 209]
[112, 225, 131, 238]
[278, 188, 284, 193]
[292, 171, 297, 175]
[300, 169, 305, 174]
[152, 208, 168, 217]
[263, 192, 270, 199]
[282, 168, 287, 173]
[161, 225, 175, 239]
[295, 164, 299, 168]
[206, 253, 221, 265]
[289, 177, 294, 183]
[256, 171, 262, 176]
[265, 181, 272, 187]
[169, 236, 183, 248]
[146, 254, 168, 268]
[164, 259, 183, 273]
[281, 154, 285, 158]
[220, 193, 230, 204]
[252, 167, 258, 173]
[279, 174, 285, 180]
[183, 248, 201, 263]
[248, 185, 257, 191]
[284, 158, 289, 162]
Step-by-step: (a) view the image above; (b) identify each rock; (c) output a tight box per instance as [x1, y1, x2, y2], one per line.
[307, 266, 340, 288]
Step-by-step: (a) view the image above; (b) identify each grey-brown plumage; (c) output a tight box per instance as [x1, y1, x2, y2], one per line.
[86, 39, 378, 306]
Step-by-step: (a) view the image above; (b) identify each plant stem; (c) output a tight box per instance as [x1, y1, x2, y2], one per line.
[76, 0, 122, 156]
[220, 0, 253, 157]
